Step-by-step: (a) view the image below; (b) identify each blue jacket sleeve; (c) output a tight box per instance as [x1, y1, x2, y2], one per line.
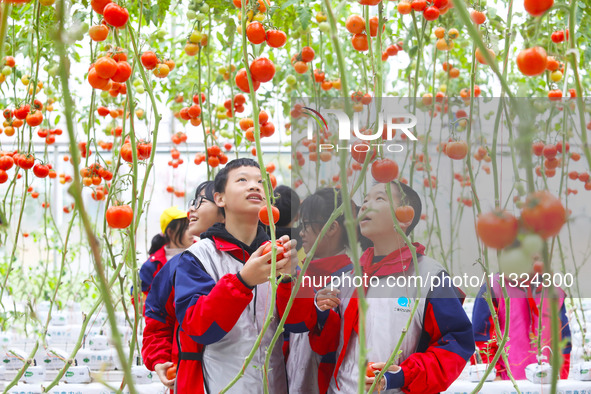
[174, 252, 254, 345]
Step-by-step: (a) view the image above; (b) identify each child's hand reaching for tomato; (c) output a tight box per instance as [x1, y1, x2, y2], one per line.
[364, 362, 401, 392]
[154, 362, 176, 389]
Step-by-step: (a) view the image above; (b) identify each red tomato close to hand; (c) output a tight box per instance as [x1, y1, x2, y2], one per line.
[106, 204, 134, 229]
[166, 364, 177, 380]
[366, 362, 377, 378]
[259, 205, 280, 226]
[262, 241, 285, 262]
[476, 209, 519, 249]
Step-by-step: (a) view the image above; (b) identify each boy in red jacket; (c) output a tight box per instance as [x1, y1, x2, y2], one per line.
[313, 181, 475, 393]
[173, 159, 299, 393]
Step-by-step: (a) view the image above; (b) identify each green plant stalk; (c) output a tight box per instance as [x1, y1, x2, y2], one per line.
[43, 261, 126, 392]
[0, 3, 10, 62]
[566, 0, 591, 172]
[54, 3, 136, 393]
[220, 2, 278, 392]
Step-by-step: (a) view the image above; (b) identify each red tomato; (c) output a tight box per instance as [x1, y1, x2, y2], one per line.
[371, 159, 399, 183]
[250, 58, 275, 83]
[524, 0, 553, 17]
[103, 3, 129, 27]
[262, 241, 285, 262]
[265, 30, 287, 48]
[89, 24, 110, 42]
[470, 10, 486, 24]
[26, 111, 43, 127]
[246, 22, 266, 44]
[345, 14, 365, 34]
[516, 47, 547, 76]
[120, 143, 134, 163]
[395, 205, 415, 223]
[0, 156, 15, 171]
[301, 46, 315, 63]
[137, 141, 152, 160]
[445, 141, 468, 160]
[91, 0, 112, 14]
[476, 209, 518, 249]
[14, 104, 30, 120]
[366, 362, 377, 378]
[521, 191, 566, 239]
[423, 6, 440, 21]
[111, 61, 132, 83]
[33, 164, 49, 178]
[166, 364, 177, 380]
[19, 154, 35, 170]
[532, 141, 545, 156]
[94, 56, 118, 79]
[106, 204, 134, 229]
[235, 69, 260, 93]
[259, 205, 280, 226]
[141, 51, 159, 70]
[0, 169, 8, 184]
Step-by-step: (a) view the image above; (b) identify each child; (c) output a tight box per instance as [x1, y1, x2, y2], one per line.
[286, 188, 354, 394]
[139, 206, 194, 295]
[173, 158, 297, 393]
[471, 272, 571, 380]
[142, 181, 224, 390]
[313, 181, 475, 393]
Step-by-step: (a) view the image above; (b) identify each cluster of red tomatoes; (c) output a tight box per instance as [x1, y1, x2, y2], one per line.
[90, 0, 129, 28]
[223, 94, 247, 118]
[0, 151, 56, 184]
[80, 163, 113, 187]
[169, 148, 184, 168]
[396, 0, 451, 21]
[178, 94, 206, 127]
[477, 190, 565, 252]
[97, 106, 125, 119]
[241, 110, 276, 141]
[344, 14, 385, 52]
[140, 51, 175, 79]
[194, 145, 229, 168]
[2, 102, 44, 137]
[312, 69, 341, 91]
[88, 52, 132, 94]
[120, 138, 152, 163]
[37, 128, 63, 145]
[291, 47, 314, 75]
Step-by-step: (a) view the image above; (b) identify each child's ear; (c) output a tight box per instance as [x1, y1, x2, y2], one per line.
[326, 221, 338, 237]
[214, 192, 225, 208]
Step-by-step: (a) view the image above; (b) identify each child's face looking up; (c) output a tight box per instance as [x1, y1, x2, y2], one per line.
[358, 183, 402, 242]
[215, 166, 265, 216]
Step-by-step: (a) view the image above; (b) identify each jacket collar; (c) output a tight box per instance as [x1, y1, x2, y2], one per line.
[360, 242, 426, 277]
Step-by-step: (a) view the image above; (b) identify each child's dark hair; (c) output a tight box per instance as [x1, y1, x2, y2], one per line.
[195, 180, 215, 202]
[300, 188, 368, 250]
[214, 158, 260, 194]
[390, 181, 422, 235]
[273, 185, 300, 227]
[148, 217, 190, 255]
